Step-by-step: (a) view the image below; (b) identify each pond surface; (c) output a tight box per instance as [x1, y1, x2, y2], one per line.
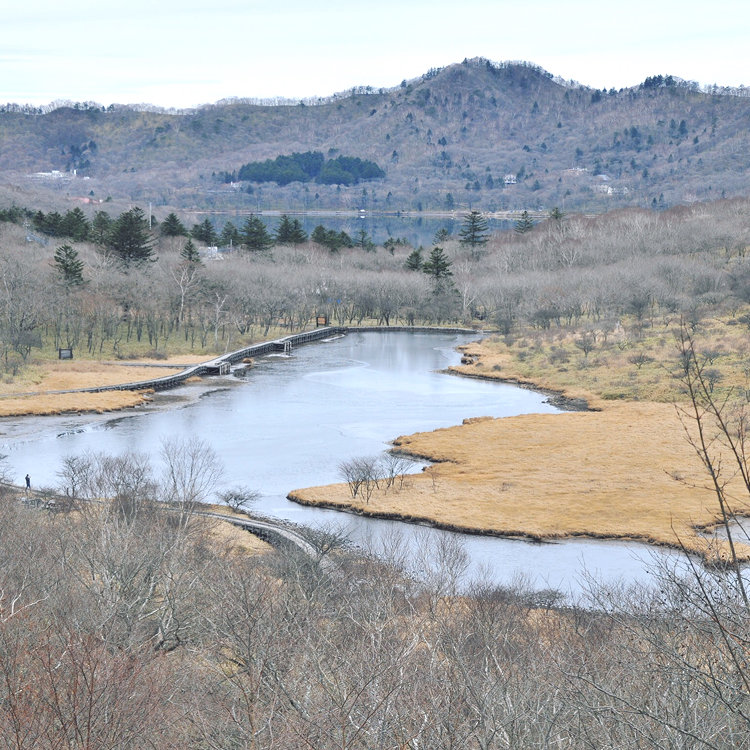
[1, 331, 682, 598]
[211, 213, 515, 249]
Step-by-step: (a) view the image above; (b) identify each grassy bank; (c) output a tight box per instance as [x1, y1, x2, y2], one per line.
[0, 358, 202, 416]
[0, 322, 308, 417]
[290, 313, 750, 560]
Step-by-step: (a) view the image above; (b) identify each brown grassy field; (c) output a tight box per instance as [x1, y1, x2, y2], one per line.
[0, 357, 209, 416]
[291, 314, 750, 559]
[293, 403, 749, 559]
[451, 314, 750, 408]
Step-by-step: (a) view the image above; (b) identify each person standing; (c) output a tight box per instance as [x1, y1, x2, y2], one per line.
[25, 474, 30, 490]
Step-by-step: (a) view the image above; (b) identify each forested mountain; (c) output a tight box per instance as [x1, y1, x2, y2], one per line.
[2, 58, 749, 214]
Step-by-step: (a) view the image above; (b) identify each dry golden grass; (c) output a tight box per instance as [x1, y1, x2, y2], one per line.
[452, 314, 750, 409]
[292, 403, 750, 559]
[292, 312, 750, 559]
[0, 358, 205, 416]
[0, 389, 150, 416]
[1, 360, 185, 393]
[204, 517, 272, 556]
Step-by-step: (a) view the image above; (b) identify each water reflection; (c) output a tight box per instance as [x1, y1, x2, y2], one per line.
[1, 331, 685, 595]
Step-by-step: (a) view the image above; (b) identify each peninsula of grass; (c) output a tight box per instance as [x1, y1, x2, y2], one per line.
[290, 313, 750, 561]
[0, 358, 201, 416]
[0, 335, 265, 417]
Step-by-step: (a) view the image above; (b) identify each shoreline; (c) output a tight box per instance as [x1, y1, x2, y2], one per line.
[286, 345, 750, 562]
[7, 328, 746, 562]
[287, 487, 733, 558]
[0, 325, 483, 418]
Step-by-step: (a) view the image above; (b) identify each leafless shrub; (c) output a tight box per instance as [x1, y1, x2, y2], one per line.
[628, 352, 655, 370]
[379, 452, 416, 491]
[216, 485, 260, 514]
[56, 453, 96, 499]
[338, 456, 381, 502]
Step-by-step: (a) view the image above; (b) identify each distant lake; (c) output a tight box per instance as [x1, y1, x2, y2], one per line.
[205, 212, 514, 249]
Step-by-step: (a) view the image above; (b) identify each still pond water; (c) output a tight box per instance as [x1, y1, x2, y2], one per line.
[2, 331, 681, 598]
[213, 213, 515, 249]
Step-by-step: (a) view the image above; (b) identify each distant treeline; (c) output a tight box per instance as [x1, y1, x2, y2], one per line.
[219, 151, 385, 187]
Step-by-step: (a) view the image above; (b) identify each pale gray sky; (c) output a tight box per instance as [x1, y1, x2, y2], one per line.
[2, 0, 748, 108]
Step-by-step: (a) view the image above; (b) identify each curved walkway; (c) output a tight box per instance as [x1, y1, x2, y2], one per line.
[7, 481, 336, 570]
[4, 325, 486, 399]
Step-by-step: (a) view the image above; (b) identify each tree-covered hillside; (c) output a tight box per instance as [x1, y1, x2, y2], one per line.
[2, 58, 750, 213]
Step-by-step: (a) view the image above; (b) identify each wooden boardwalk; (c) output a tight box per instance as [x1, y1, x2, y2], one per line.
[14, 325, 485, 399]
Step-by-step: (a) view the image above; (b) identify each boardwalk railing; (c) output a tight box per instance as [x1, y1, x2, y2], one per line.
[37, 325, 486, 397]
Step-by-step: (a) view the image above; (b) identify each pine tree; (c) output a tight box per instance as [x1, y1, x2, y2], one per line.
[241, 216, 274, 251]
[405, 249, 423, 270]
[275, 214, 294, 244]
[161, 212, 188, 237]
[191, 218, 218, 245]
[108, 207, 156, 267]
[60, 208, 90, 241]
[180, 238, 202, 265]
[219, 221, 241, 248]
[355, 229, 374, 251]
[458, 210, 489, 256]
[433, 227, 450, 244]
[275, 215, 308, 245]
[288, 218, 308, 244]
[514, 210, 534, 234]
[311, 225, 329, 246]
[52, 244, 85, 287]
[422, 246, 453, 287]
[90, 210, 112, 245]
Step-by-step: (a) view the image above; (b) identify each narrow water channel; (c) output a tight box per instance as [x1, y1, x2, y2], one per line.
[1, 331, 683, 597]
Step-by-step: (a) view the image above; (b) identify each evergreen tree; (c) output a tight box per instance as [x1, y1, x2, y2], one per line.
[219, 221, 241, 248]
[405, 249, 423, 271]
[336, 230, 354, 250]
[108, 207, 156, 267]
[311, 224, 329, 246]
[34, 210, 64, 237]
[422, 246, 453, 289]
[60, 207, 90, 241]
[433, 227, 450, 244]
[355, 228, 374, 251]
[180, 238, 202, 265]
[458, 210, 489, 256]
[191, 218, 218, 245]
[311, 225, 352, 252]
[90, 210, 112, 245]
[275, 215, 309, 245]
[275, 215, 295, 244]
[52, 244, 85, 287]
[288, 218, 308, 244]
[241, 216, 274, 251]
[161, 212, 188, 237]
[514, 210, 534, 234]
[549, 207, 565, 221]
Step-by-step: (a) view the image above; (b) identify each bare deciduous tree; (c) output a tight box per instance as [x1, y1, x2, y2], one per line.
[160, 436, 224, 519]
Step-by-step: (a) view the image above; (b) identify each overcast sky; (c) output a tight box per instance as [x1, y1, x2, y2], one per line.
[2, 0, 748, 108]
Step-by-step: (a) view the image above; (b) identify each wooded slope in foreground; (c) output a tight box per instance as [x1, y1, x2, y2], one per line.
[1, 486, 749, 748]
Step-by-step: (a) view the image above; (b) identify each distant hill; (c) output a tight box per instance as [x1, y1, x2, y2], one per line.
[2, 58, 749, 214]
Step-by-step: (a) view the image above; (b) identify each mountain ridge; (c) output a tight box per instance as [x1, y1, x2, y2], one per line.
[2, 58, 749, 214]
